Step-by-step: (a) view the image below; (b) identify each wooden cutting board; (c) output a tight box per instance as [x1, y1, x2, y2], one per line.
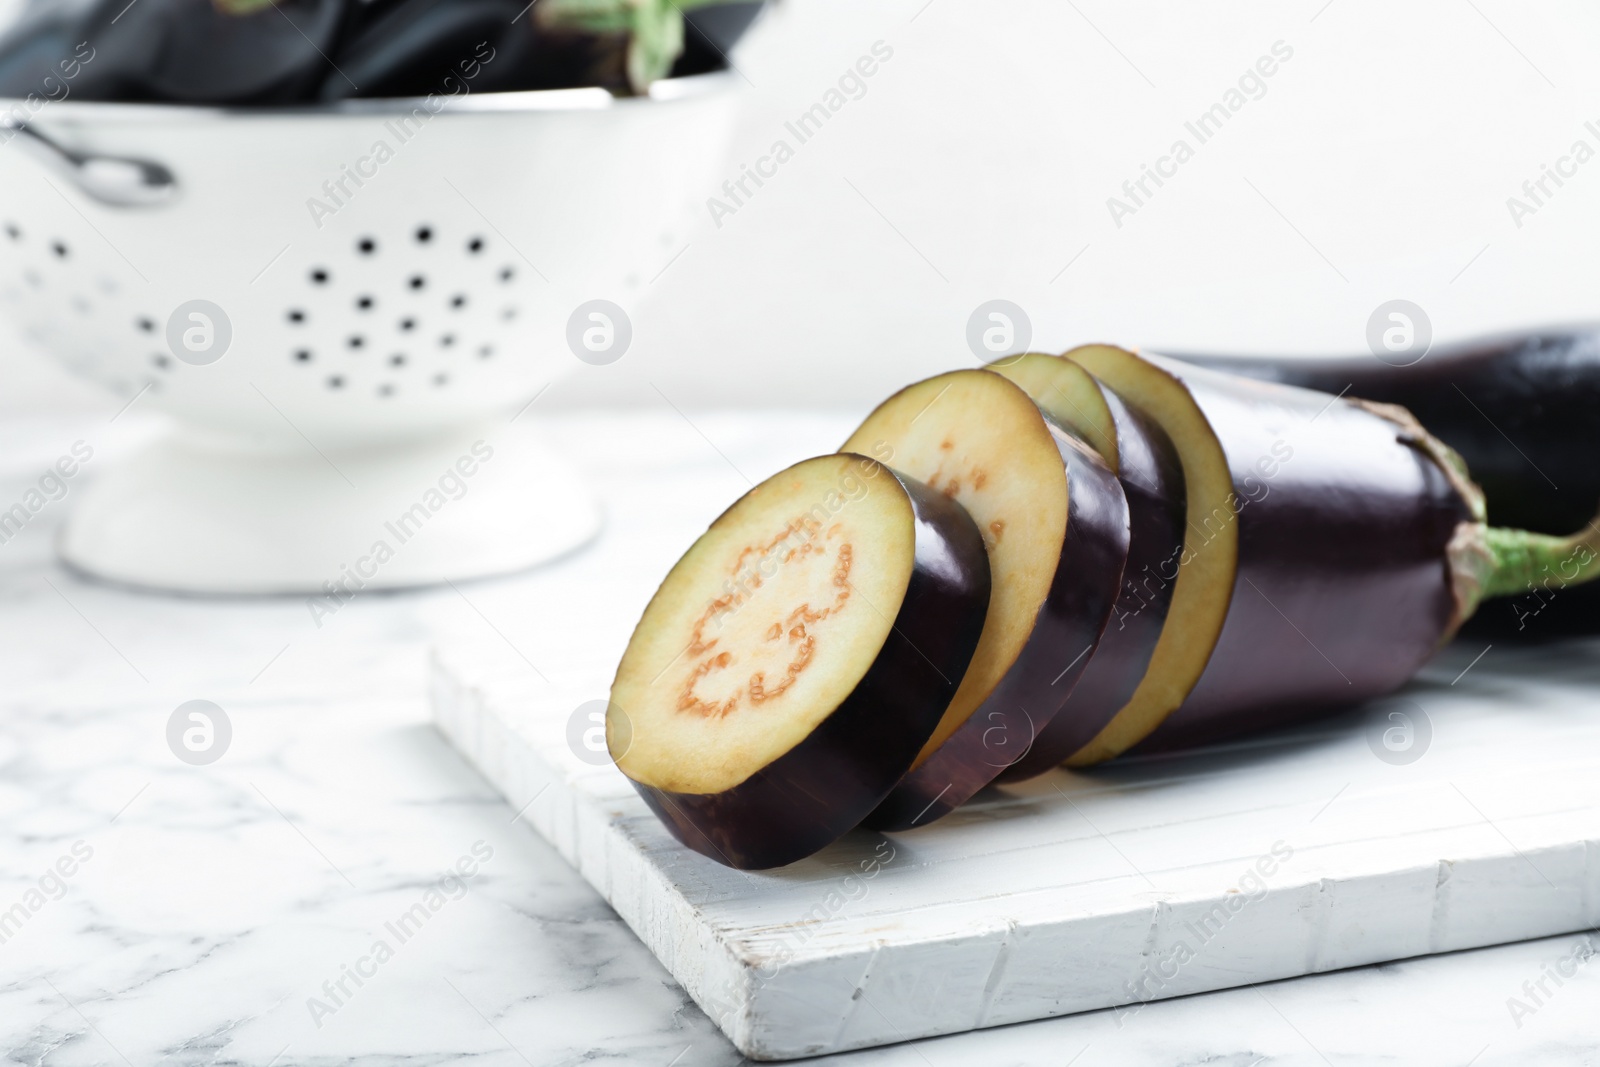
[432, 630, 1600, 1060]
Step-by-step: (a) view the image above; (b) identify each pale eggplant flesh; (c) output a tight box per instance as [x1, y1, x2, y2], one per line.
[609, 454, 990, 870]
[840, 370, 1128, 828]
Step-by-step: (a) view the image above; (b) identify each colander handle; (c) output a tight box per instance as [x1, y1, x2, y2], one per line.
[1, 116, 179, 209]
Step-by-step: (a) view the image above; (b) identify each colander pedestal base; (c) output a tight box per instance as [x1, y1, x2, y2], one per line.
[58, 421, 601, 595]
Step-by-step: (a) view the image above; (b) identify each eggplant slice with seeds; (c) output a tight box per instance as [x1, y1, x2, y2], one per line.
[989, 354, 1186, 781]
[608, 453, 990, 870]
[840, 370, 1128, 830]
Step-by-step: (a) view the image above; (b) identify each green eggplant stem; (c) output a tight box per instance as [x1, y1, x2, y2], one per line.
[539, 0, 734, 92]
[1481, 519, 1600, 602]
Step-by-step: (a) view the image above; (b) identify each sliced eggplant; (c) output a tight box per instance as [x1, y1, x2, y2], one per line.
[839, 370, 1128, 829]
[988, 354, 1186, 781]
[608, 453, 989, 870]
[1061, 345, 1477, 760]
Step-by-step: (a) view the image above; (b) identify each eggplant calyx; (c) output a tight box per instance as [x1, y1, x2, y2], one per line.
[1348, 397, 1498, 641]
[1444, 520, 1497, 639]
[538, 0, 728, 92]
[1348, 397, 1486, 524]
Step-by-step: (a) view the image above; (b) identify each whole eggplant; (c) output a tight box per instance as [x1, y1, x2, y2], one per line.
[1181, 328, 1600, 536]
[672, 1, 764, 76]
[0, 0, 763, 105]
[0, 5, 94, 101]
[317, 0, 537, 101]
[1180, 328, 1600, 639]
[63, 0, 350, 104]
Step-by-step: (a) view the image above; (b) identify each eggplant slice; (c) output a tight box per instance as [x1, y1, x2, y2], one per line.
[608, 453, 990, 870]
[1063, 344, 1475, 761]
[840, 370, 1128, 829]
[990, 355, 1186, 781]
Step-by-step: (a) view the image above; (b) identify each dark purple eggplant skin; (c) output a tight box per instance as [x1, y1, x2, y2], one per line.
[863, 430, 1128, 831]
[1179, 328, 1600, 639]
[319, 0, 538, 101]
[0, 12, 86, 100]
[995, 390, 1185, 782]
[631, 465, 991, 871]
[57, 0, 351, 104]
[1179, 328, 1600, 536]
[1131, 359, 1473, 754]
[672, 1, 764, 76]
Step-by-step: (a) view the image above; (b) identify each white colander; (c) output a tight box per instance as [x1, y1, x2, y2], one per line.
[0, 72, 738, 594]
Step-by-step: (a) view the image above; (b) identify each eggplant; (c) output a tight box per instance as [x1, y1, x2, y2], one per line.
[0, 8, 92, 101]
[318, 0, 536, 101]
[1180, 328, 1600, 537]
[672, 1, 764, 77]
[607, 453, 989, 870]
[1055, 344, 1600, 760]
[1180, 328, 1600, 638]
[988, 355, 1186, 782]
[65, 0, 350, 104]
[839, 370, 1129, 828]
[528, 0, 753, 94]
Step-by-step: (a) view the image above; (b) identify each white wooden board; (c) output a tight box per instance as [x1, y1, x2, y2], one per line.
[424, 412, 1600, 1061]
[432, 629, 1600, 1061]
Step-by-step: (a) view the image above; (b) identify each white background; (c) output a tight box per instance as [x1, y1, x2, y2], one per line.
[3, 0, 1599, 412]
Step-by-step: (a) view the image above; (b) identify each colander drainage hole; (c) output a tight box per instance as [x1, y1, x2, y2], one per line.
[498, 267, 514, 283]
[357, 237, 377, 255]
[408, 274, 426, 291]
[152, 354, 170, 370]
[449, 294, 466, 309]
[295, 349, 312, 363]
[415, 225, 433, 244]
[356, 295, 374, 311]
[467, 236, 484, 254]
[4, 222, 19, 240]
[439, 334, 455, 348]
[378, 384, 396, 397]
[51, 241, 68, 259]
[137, 317, 155, 333]
[501, 306, 518, 321]
[478, 345, 493, 359]
[310, 268, 330, 285]
[327, 376, 345, 389]
[390, 354, 406, 367]
[433, 374, 448, 387]
[399, 318, 416, 332]
[288, 309, 306, 324]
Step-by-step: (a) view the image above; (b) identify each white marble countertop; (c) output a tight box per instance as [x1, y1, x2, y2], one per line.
[4, 410, 1599, 1067]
